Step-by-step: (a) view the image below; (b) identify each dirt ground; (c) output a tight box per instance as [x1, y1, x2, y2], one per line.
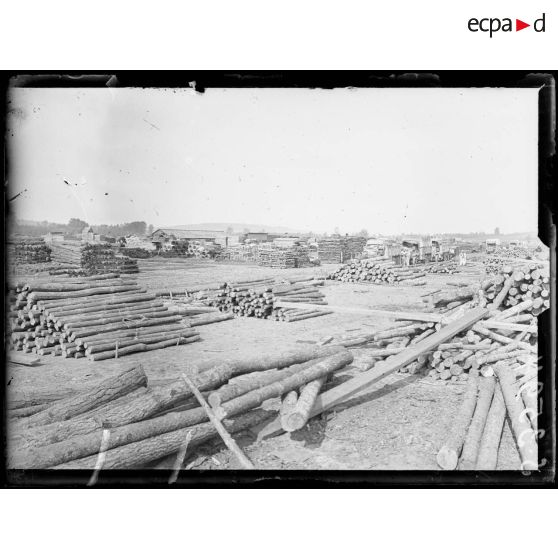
[6, 257, 522, 470]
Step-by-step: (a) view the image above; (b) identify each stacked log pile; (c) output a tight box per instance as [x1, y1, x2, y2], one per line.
[327, 259, 426, 285]
[258, 245, 296, 268]
[49, 242, 139, 275]
[159, 240, 190, 257]
[208, 280, 330, 322]
[120, 247, 153, 259]
[218, 244, 260, 263]
[7, 275, 202, 360]
[342, 236, 367, 260]
[423, 261, 458, 274]
[8, 346, 353, 469]
[317, 238, 343, 263]
[493, 246, 532, 259]
[8, 238, 52, 264]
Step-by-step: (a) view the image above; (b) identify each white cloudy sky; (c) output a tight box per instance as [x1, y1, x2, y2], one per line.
[7, 86, 538, 235]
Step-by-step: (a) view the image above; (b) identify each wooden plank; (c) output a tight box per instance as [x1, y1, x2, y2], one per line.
[277, 301, 445, 323]
[258, 307, 489, 440]
[8, 352, 41, 366]
[480, 320, 537, 333]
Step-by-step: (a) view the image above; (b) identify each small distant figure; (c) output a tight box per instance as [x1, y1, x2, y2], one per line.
[459, 251, 467, 266]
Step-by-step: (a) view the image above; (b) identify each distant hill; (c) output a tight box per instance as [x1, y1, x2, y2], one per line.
[165, 223, 308, 234]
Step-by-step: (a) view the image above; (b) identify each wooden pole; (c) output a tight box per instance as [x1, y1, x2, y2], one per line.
[436, 369, 480, 470]
[458, 376, 496, 469]
[53, 409, 273, 469]
[475, 384, 506, 470]
[181, 372, 255, 469]
[494, 364, 538, 470]
[282, 375, 328, 432]
[215, 350, 353, 420]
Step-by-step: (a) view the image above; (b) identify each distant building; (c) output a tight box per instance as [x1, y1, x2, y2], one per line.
[44, 231, 65, 243]
[151, 228, 225, 243]
[82, 226, 95, 243]
[243, 232, 270, 243]
[273, 236, 300, 248]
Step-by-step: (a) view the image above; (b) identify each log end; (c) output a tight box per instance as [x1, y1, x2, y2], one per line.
[436, 446, 459, 470]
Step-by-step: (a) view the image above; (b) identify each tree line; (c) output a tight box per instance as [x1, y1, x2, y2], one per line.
[11, 218, 154, 238]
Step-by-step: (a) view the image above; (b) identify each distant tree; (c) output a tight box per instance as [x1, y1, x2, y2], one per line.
[147, 224, 154, 235]
[494, 227, 500, 236]
[68, 218, 89, 232]
[226, 226, 234, 235]
[334, 227, 340, 235]
[357, 229, 368, 238]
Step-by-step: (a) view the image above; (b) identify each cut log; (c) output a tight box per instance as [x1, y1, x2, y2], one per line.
[436, 369, 480, 470]
[53, 408, 274, 469]
[475, 384, 506, 470]
[215, 350, 353, 420]
[494, 364, 538, 470]
[207, 354, 335, 408]
[459, 376, 496, 469]
[279, 391, 299, 432]
[282, 375, 328, 432]
[16, 365, 147, 429]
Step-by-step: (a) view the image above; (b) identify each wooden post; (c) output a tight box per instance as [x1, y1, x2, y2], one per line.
[475, 384, 506, 470]
[436, 369, 479, 470]
[459, 376, 496, 469]
[494, 364, 538, 471]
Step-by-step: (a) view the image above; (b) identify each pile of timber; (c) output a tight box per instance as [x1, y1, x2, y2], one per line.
[218, 244, 260, 263]
[423, 261, 458, 274]
[317, 237, 343, 263]
[317, 236, 367, 264]
[436, 361, 537, 470]
[208, 279, 330, 322]
[493, 246, 532, 259]
[159, 240, 190, 257]
[49, 241, 138, 275]
[257, 245, 297, 268]
[327, 259, 426, 285]
[8, 346, 353, 469]
[7, 274, 203, 360]
[8, 237, 52, 264]
[120, 247, 153, 259]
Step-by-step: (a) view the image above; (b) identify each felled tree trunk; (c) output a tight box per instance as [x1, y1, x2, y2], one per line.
[436, 368, 479, 470]
[54, 409, 274, 469]
[459, 376, 496, 469]
[16, 365, 147, 429]
[475, 385, 506, 470]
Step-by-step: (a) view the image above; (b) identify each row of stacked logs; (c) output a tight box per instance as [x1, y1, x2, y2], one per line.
[8, 238, 52, 264]
[208, 279, 330, 322]
[7, 274, 207, 361]
[327, 258, 426, 285]
[49, 241, 139, 275]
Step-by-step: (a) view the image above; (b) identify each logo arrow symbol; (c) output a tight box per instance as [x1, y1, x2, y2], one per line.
[516, 19, 530, 31]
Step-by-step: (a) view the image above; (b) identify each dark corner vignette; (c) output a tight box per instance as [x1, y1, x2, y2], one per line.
[1, 71, 556, 488]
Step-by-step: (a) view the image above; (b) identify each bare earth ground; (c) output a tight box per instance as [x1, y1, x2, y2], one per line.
[6, 258, 522, 470]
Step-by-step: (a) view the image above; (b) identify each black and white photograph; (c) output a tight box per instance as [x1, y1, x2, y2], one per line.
[3, 73, 555, 484]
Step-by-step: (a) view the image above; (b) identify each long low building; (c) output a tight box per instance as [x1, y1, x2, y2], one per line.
[151, 228, 226, 243]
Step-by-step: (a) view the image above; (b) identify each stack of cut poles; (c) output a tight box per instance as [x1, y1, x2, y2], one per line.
[7, 274, 206, 361]
[49, 241, 139, 275]
[8, 345, 354, 469]
[257, 245, 297, 268]
[8, 238, 52, 264]
[327, 259, 426, 285]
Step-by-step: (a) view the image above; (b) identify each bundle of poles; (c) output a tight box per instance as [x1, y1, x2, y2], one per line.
[8, 345, 354, 469]
[422, 261, 458, 274]
[327, 258, 426, 285]
[7, 274, 211, 361]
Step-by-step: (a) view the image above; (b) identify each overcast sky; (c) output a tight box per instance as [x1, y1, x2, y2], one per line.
[7, 86, 538, 235]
